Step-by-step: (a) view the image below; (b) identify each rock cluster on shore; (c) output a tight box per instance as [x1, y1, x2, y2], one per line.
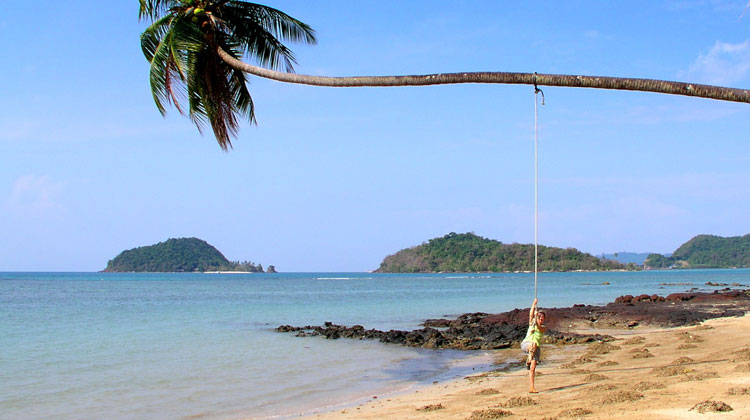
[277, 311, 611, 350]
[277, 289, 750, 350]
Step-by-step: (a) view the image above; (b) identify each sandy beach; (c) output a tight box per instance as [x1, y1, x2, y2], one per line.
[304, 313, 750, 419]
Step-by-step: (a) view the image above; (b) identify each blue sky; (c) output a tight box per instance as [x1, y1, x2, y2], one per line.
[1, 1, 749, 271]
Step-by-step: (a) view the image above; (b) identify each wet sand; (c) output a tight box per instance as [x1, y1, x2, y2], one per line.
[303, 313, 750, 419]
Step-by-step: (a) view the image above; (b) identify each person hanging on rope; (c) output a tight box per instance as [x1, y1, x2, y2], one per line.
[520, 297, 546, 393]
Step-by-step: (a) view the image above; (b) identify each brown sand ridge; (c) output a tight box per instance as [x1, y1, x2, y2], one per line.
[300, 290, 750, 420]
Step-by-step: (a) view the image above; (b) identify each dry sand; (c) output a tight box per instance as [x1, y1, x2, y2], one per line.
[304, 314, 750, 419]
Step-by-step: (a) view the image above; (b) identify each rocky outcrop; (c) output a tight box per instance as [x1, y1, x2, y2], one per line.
[277, 289, 750, 350]
[277, 313, 612, 350]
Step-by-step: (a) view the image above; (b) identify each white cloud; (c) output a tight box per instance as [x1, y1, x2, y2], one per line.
[681, 40, 750, 85]
[6, 175, 65, 218]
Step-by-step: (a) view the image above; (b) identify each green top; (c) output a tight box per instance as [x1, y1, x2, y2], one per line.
[522, 324, 544, 346]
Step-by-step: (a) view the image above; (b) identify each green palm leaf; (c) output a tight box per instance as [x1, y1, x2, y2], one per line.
[139, 0, 316, 150]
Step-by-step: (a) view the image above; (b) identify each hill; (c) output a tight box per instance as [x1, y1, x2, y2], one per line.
[644, 234, 750, 269]
[103, 237, 272, 272]
[375, 232, 633, 273]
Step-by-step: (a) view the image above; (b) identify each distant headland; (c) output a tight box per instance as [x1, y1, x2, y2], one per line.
[103, 237, 276, 273]
[375, 232, 637, 273]
[645, 234, 750, 269]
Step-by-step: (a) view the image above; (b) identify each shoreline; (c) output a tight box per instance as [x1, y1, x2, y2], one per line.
[298, 313, 750, 419]
[284, 289, 750, 419]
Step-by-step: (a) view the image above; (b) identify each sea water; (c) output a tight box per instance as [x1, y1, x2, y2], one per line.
[2, 270, 749, 420]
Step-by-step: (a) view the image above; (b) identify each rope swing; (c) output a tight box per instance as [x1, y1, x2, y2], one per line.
[533, 74, 545, 300]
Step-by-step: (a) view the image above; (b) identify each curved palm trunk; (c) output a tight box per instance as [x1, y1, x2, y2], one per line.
[218, 47, 750, 104]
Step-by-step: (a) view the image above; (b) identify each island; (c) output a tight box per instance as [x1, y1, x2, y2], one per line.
[644, 234, 750, 269]
[375, 232, 637, 273]
[103, 237, 274, 273]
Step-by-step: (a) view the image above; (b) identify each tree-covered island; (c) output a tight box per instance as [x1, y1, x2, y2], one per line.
[103, 237, 275, 273]
[644, 234, 750, 269]
[376, 232, 636, 273]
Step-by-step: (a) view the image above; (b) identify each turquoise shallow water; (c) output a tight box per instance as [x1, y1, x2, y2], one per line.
[2, 270, 749, 419]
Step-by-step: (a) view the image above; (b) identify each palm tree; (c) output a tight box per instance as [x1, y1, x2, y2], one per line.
[140, 1, 750, 149]
[139, 0, 316, 150]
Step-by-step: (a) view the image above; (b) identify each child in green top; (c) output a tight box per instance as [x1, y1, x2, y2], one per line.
[520, 297, 546, 393]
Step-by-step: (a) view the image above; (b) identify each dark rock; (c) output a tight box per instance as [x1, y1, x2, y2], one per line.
[423, 318, 452, 328]
[276, 289, 750, 350]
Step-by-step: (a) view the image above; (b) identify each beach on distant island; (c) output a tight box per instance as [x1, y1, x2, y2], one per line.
[298, 291, 750, 420]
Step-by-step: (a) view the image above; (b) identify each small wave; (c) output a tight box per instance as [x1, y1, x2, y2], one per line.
[315, 277, 373, 280]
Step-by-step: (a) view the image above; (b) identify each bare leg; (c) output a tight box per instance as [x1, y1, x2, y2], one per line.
[526, 343, 537, 366]
[529, 359, 538, 393]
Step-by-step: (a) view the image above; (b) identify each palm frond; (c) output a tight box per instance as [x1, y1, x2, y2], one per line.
[139, 0, 316, 149]
[227, 2, 316, 45]
[146, 17, 204, 115]
[222, 44, 255, 123]
[217, 2, 316, 72]
[139, 0, 180, 21]
[141, 15, 175, 62]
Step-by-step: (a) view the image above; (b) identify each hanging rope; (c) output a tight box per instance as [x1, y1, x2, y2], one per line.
[533, 74, 545, 300]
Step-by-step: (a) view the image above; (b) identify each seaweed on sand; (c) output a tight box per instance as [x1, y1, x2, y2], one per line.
[475, 388, 500, 395]
[633, 381, 666, 391]
[679, 370, 719, 381]
[467, 408, 513, 419]
[621, 336, 645, 345]
[727, 387, 750, 395]
[417, 403, 444, 411]
[557, 407, 593, 417]
[672, 356, 694, 364]
[586, 342, 621, 355]
[631, 348, 654, 359]
[601, 390, 644, 404]
[652, 365, 696, 377]
[498, 396, 537, 408]
[690, 400, 733, 413]
[589, 383, 617, 392]
[584, 373, 609, 382]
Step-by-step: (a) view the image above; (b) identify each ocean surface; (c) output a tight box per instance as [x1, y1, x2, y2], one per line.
[2, 270, 749, 420]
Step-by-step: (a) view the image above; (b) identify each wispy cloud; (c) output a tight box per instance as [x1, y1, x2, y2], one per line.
[6, 175, 65, 219]
[680, 40, 750, 85]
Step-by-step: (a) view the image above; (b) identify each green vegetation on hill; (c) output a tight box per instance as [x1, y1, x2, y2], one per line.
[104, 237, 271, 272]
[376, 232, 633, 273]
[644, 234, 750, 269]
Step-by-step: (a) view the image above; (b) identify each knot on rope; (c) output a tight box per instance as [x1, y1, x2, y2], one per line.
[533, 72, 545, 105]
